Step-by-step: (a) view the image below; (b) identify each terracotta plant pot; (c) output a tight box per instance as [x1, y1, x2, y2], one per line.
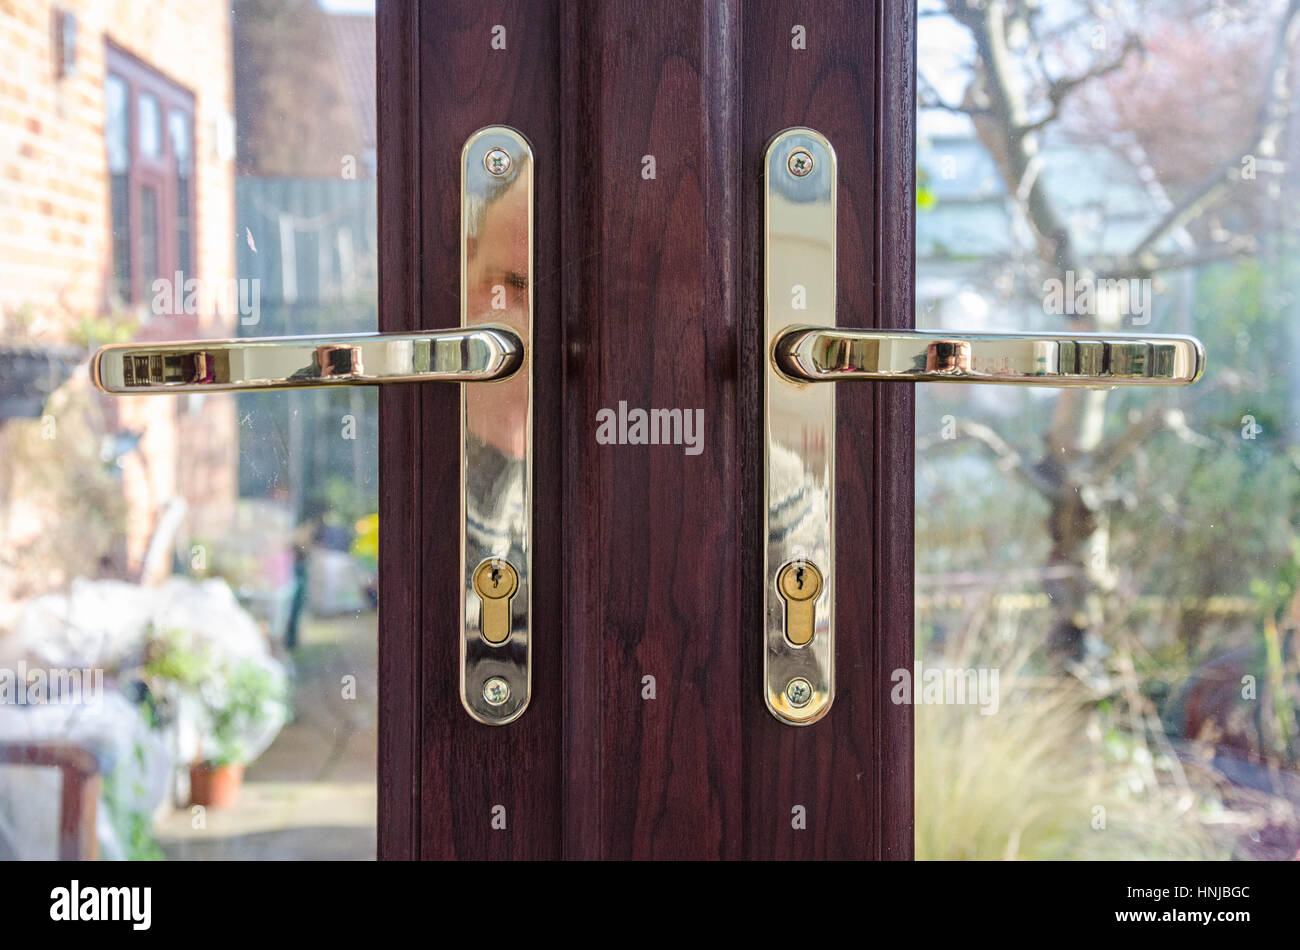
[189, 762, 245, 809]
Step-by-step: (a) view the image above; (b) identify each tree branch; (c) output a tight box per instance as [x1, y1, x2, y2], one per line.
[949, 0, 1088, 279]
[1096, 239, 1259, 279]
[918, 418, 1060, 497]
[919, 71, 989, 116]
[1127, 0, 1300, 259]
[1018, 35, 1143, 134]
[1091, 376, 1249, 480]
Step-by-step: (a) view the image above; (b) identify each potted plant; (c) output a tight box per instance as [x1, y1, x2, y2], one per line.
[143, 630, 287, 810]
[188, 659, 286, 808]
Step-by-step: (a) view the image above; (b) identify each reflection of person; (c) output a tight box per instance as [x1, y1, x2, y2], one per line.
[283, 518, 315, 651]
[314, 344, 363, 379]
[464, 167, 530, 460]
[465, 438, 526, 583]
[925, 340, 971, 374]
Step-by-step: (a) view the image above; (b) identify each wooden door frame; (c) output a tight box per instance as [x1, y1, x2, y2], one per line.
[377, 0, 914, 860]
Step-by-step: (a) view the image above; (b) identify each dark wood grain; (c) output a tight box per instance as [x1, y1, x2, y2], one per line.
[739, 0, 915, 859]
[376, 0, 420, 861]
[872, 0, 917, 860]
[560, 0, 746, 859]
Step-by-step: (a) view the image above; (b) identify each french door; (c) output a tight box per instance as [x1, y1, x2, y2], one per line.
[375, 0, 916, 859]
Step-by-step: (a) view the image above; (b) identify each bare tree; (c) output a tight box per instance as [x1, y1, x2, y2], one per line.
[928, 0, 1300, 658]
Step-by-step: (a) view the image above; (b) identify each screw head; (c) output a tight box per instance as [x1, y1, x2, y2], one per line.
[484, 148, 512, 177]
[785, 677, 813, 707]
[787, 148, 814, 178]
[482, 677, 511, 706]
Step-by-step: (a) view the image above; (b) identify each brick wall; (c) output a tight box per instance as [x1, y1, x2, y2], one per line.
[0, 1, 237, 587]
[0, 0, 235, 328]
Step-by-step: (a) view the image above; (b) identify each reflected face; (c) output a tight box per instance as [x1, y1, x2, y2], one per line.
[464, 169, 530, 459]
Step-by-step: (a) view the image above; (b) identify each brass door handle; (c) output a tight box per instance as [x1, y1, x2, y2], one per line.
[762, 128, 1207, 725]
[90, 126, 536, 726]
[772, 327, 1203, 386]
[91, 326, 524, 392]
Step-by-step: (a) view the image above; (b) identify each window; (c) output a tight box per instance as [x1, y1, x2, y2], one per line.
[104, 43, 196, 310]
[104, 73, 131, 301]
[169, 110, 193, 278]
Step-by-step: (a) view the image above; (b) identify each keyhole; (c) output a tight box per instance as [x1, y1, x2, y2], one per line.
[777, 559, 822, 647]
[473, 558, 519, 646]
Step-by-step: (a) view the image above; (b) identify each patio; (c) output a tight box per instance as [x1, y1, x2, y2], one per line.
[154, 612, 376, 860]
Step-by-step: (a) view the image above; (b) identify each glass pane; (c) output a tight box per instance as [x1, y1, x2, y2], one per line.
[169, 110, 193, 278]
[0, 1, 377, 860]
[916, 0, 1300, 860]
[137, 92, 161, 160]
[138, 184, 159, 298]
[105, 75, 129, 175]
[168, 109, 192, 176]
[106, 75, 133, 305]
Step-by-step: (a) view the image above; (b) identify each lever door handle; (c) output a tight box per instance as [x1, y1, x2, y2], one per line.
[772, 327, 1203, 386]
[762, 128, 1207, 725]
[90, 126, 535, 726]
[90, 326, 523, 392]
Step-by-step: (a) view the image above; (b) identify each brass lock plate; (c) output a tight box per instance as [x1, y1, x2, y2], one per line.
[763, 128, 836, 725]
[460, 126, 533, 725]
